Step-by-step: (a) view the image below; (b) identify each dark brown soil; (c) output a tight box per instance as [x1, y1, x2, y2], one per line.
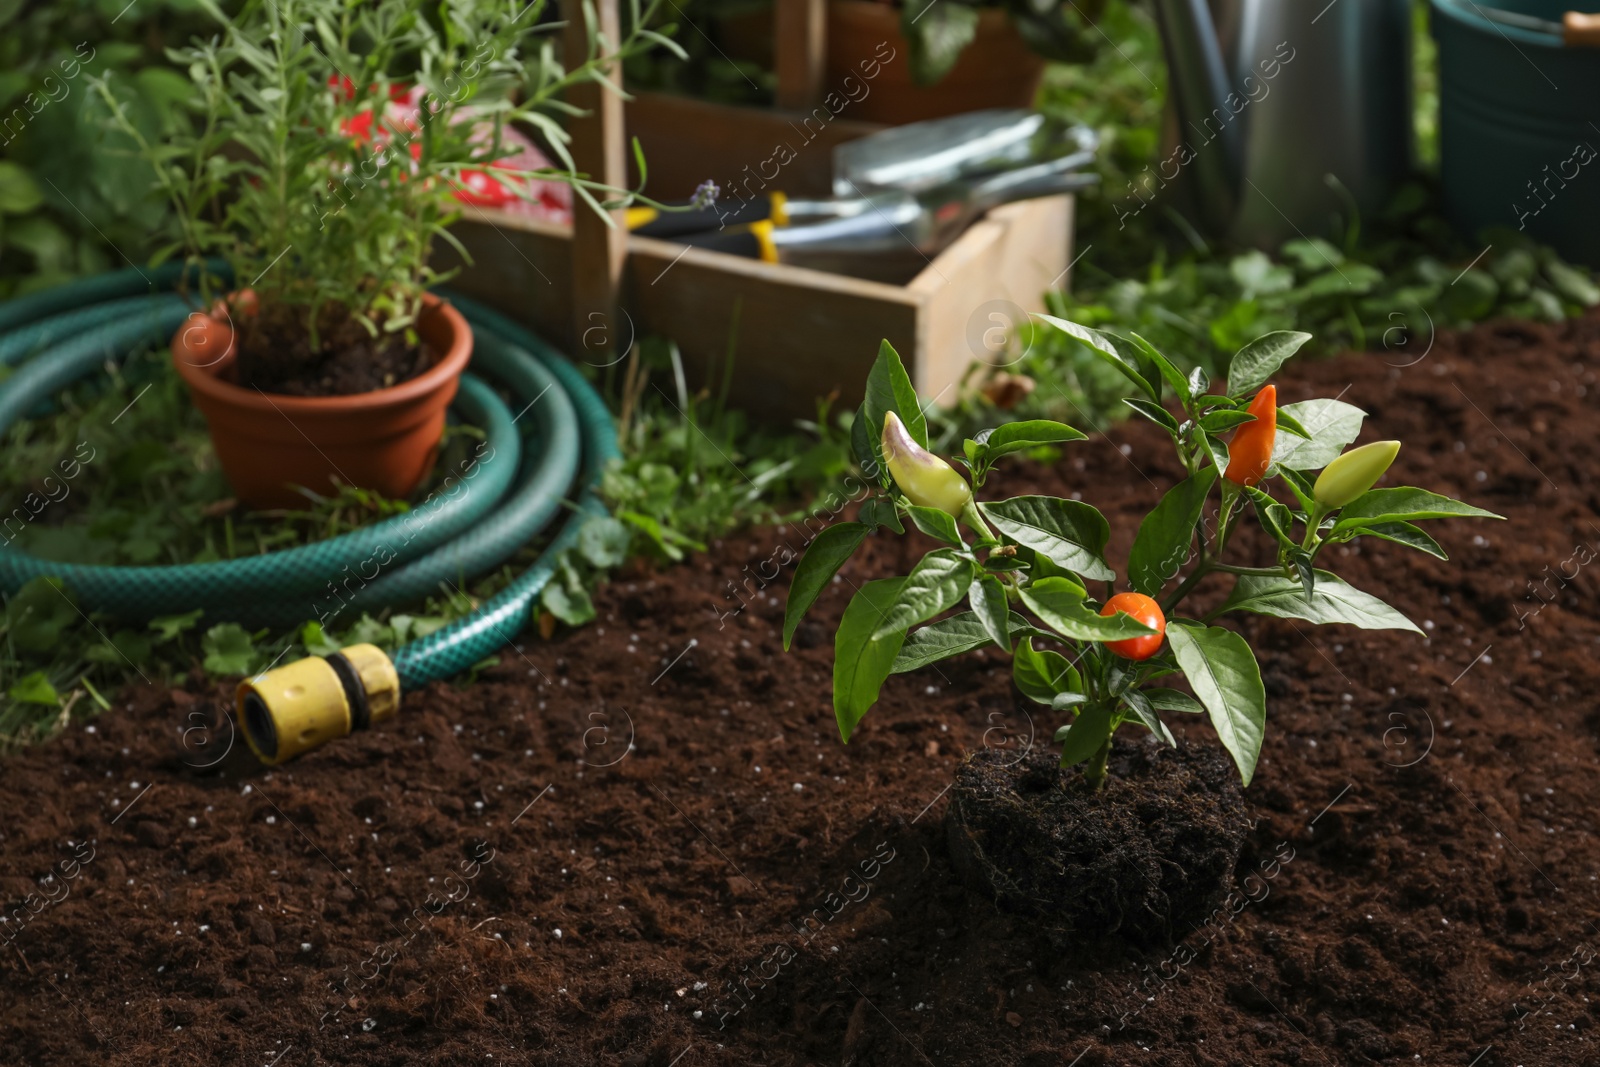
[6, 311, 1600, 1066]
[948, 741, 1250, 947]
[233, 297, 437, 396]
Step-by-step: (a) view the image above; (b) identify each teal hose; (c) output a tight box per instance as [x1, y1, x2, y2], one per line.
[0, 269, 619, 691]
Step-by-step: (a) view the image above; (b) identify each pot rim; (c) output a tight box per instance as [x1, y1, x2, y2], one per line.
[172, 291, 472, 414]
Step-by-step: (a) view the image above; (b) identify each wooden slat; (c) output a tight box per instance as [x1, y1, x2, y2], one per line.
[774, 0, 827, 110]
[625, 233, 922, 416]
[905, 194, 1074, 405]
[435, 212, 574, 349]
[625, 92, 881, 200]
[439, 193, 1075, 420]
[564, 0, 628, 363]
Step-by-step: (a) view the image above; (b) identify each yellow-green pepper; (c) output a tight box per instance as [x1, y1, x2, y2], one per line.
[1314, 440, 1401, 508]
[881, 412, 972, 517]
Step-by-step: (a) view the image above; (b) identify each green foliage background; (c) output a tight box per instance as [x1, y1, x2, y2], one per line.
[0, 0, 209, 299]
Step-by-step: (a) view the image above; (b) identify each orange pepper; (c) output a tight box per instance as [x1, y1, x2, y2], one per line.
[1223, 384, 1277, 487]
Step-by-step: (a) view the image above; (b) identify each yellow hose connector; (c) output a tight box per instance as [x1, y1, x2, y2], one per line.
[237, 643, 400, 765]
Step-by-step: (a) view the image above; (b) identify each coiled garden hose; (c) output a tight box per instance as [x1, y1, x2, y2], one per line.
[0, 267, 619, 764]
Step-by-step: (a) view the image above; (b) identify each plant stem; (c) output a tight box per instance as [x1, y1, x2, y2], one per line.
[1301, 502, 1328, 554]
[1161, 485, 1248, 615]
[1083, 737, 1112, 792]
[960, 500, 996, 541]
[1161, 562, 1211, 615]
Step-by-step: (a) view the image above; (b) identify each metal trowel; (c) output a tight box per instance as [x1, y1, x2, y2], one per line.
[677, 151, 1097, 275]
[831, 110, 1097, 196]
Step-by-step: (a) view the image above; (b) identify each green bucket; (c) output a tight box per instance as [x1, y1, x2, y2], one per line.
[1430, 0, 1600, 265]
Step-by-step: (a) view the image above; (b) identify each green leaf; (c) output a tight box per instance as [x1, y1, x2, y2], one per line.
[542, 564, 596, 626]
[982, 419, 1087, 457]
[300, 621, 343, 657]
[1215, 570, 1422, 633]
[345, 615, 395, 651]
[1290, 551, 1316, 598]
[1057, 703, 1113, 768]
[0, 161, 43, 216]
[85, 629, 153, 665]
[1018, 577, 1155, 641]
[7, 671, 58, 706]
[1329, 487, 1504, 532]
[1545, 256, 1600, 306]
[4, 576, 78, 654]
[904, 504, 962, 545]
[1349, 520, 1448, 560]
[1277, 466, 1317, 514]
[1013, 637, 1081, 704]
[851, 403, 879, 479]
[1035, 314, 1155, 398]
[859, 497, 904, 533]
[1283, 237, 1343, 271]
[577, 516, 631, 568]
[1051, 692, 1090, 714]
[1245, 486, 1295, 546]
[1121, 688, 1175, 746]
[871, 549, 974, 639]
[969, 574, 1013, 652]
[1275, 408, 1312, 440]
[542, 584, 595, 627]
[1201, 432, 1230, 473]
[618, 511, 698, 562]
[150, 608, 206, 643]
[201, 623, 259, 675]
[1121, 332, 1191, 402]
[1270, 399, 1366, 471]
[1167, 621, 1267, 786]
[1199, 409, 1257, 434]
[981, 496, 1115, 581]
[891, 610, 1033, 673]
[1127, 469, 1216, 596]
[782, 521, 871, 649]
[834, 578, 912, 741]
[864, 339, 926, 455]
[1144, 687, 1205, 714]
[1124, 397, 1180, 433]
[1228, 331, 1313, 396]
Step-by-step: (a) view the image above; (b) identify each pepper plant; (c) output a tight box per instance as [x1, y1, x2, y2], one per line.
[784, 319, 1502, 790]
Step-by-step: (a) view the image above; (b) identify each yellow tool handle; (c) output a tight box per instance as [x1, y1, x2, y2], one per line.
[1564, 11, 1600, 45]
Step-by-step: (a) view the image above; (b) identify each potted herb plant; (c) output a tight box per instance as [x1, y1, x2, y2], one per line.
[826, 0, 1106, 125]
[92, 0, 666, 509]
[786, 322, 1500, 940]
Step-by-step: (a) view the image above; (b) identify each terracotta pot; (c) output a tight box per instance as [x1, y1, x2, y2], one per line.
[825, 0, 1045, 126]
[172, 293, 472, 510]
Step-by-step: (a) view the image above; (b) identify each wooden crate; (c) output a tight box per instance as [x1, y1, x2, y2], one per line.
[443, 185, 1073, 419]
[439, 0, 1077, 419]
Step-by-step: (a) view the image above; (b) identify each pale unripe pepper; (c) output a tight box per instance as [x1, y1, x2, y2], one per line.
[881, 411, 972, 517]
[1314, 440, 1401, 508]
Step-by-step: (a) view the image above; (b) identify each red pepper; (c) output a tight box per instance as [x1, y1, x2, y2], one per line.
[1100, 593, 1166, 661]
[1223, 384, 1277, 487]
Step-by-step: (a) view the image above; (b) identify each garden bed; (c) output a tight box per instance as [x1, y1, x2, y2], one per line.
[3, 310, 1600, 1065]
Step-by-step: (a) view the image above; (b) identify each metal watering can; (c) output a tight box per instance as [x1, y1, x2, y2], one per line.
[1150, 0, 1415, 246]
